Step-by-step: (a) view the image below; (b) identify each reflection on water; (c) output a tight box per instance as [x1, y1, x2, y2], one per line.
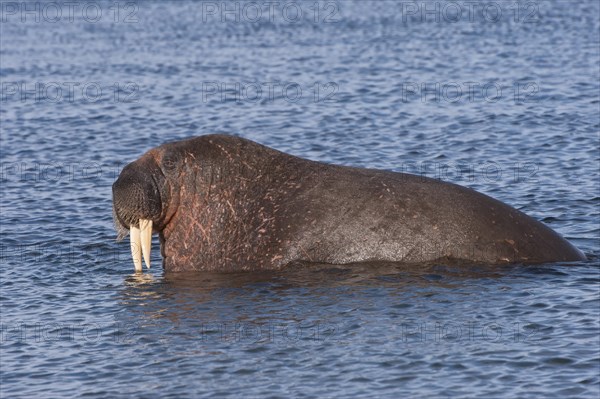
[116, 261, 584, 347]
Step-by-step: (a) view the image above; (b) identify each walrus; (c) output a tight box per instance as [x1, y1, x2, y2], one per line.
[112, 134, 585, 272]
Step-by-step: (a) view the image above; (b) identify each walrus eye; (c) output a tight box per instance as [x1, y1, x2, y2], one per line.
[130, 219, 152, 272]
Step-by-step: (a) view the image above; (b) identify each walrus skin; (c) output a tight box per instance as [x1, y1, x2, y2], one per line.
[112, 134, 585, 272]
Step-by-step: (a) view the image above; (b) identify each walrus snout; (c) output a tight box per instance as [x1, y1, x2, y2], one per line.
[112, 164, 163, 227]
[112, 157, 166, 271]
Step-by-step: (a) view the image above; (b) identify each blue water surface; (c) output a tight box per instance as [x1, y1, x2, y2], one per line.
[1, 1, 599, 398]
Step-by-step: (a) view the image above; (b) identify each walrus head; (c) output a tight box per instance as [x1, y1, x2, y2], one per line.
[112, 149, 175, 271]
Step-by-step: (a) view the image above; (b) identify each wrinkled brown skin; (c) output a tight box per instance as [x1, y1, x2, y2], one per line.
[112, 134, 585, 272]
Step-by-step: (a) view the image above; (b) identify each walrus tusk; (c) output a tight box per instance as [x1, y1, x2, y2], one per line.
[140, 219, 152, 269]
[130, 219, 152, 271]
[130, 225, 142, 272]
